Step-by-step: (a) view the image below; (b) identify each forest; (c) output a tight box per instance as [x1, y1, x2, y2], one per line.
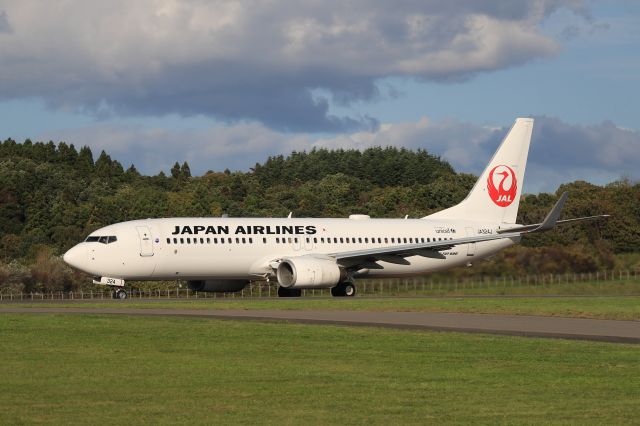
[0, 137, 638, 293]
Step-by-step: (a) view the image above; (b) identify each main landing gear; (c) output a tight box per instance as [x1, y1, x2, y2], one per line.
[276, 282, 357, 298]
[277, 287, 302, 297]
[112, 289, 128, 299]
[331, 281, 356, 297]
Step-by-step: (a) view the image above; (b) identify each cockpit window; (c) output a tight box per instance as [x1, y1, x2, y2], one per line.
[85, 235, 118, 244]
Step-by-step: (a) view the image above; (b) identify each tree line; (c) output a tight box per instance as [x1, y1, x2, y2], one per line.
[0, 137, 638, 292]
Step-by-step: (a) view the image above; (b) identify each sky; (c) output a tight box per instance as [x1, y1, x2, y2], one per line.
[0, 0, 638, 193]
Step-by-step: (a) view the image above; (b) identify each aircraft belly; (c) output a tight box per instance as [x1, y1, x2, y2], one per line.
[152, 252, 253, 280]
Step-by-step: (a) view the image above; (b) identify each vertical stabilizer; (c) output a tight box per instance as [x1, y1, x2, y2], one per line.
[426, 118, 533, 224]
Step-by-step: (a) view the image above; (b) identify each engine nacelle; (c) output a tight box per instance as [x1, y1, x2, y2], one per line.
[276, 256, 344, 289]
[187, 279, 248, 293]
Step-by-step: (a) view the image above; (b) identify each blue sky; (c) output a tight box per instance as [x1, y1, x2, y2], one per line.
[0, 1, 638, 193]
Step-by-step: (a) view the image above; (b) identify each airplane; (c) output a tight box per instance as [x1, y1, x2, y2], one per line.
[63, 118, 608, 299]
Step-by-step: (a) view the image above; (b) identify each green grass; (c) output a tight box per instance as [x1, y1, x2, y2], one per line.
[351, 277, 640, 297]
[0, 314, 638, 425]
[8, 296, 640, 321]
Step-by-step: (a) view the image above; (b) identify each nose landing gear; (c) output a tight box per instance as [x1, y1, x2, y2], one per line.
[112, 289, 128, 299]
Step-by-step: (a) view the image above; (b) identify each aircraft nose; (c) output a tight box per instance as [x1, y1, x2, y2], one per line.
[63, 245, 84, 270]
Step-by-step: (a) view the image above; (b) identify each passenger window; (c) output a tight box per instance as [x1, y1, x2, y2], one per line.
[180, 238, 184, 244]
[187, 238, 191, 244]
[166, 238, 171, 244]
[207, 238, 211, 244]
[220, 238, 225, 244]
[263, 238, 267, 243]
[313, 238, 317, 243]
[340, 238, 344, 243]
[364, 238, 368, 243]
[193, 239, 198, 244]
[384, 238, 388, 243]
[294, 238, 298, 243]
[242, 238, 246, 244]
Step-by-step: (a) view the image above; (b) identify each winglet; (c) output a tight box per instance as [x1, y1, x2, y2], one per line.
[525, 191, 568, 233]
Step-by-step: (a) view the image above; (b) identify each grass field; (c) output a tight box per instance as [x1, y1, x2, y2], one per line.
[7, 295, 640, 321]
[0, 314, 638, 425]
[349, 277, 640, 297]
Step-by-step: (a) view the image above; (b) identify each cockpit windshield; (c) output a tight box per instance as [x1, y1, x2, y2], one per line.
[85, 235, 118, 244]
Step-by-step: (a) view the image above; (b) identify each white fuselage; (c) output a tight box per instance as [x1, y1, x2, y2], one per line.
[63, 216, 516, 283]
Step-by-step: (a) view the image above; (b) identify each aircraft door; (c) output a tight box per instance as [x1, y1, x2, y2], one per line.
[136, 226, 154, 257]
[465, 227, 476, 256]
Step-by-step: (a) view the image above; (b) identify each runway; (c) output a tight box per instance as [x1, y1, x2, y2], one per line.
[1, 306, 639, 343]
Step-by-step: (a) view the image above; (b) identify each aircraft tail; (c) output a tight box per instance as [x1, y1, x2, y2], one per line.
[426, 117, 534, 224]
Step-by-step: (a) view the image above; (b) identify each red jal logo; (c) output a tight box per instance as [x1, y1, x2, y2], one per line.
[487, 165, 517, 207]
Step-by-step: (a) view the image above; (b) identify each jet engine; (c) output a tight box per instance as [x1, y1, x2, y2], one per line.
[276, 256, 344, 289]
[187, 279, 248, 293]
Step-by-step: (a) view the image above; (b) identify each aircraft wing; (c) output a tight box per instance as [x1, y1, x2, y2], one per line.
[329, 231, 522, 269]
[328, 192, 608, 269]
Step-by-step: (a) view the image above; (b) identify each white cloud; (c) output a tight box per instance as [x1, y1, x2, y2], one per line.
[0, 0, 591, 131]
[43, 115, 640, 193]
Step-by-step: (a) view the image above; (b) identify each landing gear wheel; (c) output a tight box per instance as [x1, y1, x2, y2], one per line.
[331, 282, 356, 297]
[278, 287, 302, 297]
[343, 283, 356, 297]
[113, 289, 128, 300]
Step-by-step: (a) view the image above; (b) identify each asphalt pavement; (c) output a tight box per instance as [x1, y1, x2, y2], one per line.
[1, 306, 639, 343]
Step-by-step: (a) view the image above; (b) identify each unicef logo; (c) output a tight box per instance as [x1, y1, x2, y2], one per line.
[487, 165, 517, 207]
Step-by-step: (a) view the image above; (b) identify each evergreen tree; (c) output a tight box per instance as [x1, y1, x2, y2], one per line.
[95, 150, 113, 177]
[76, 146, 94, 175]
[170, 162, 181, 179]
[180, 161, 191, 178]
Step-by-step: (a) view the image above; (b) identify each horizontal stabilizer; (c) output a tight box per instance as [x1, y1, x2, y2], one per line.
[497, 192, 610, 234]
